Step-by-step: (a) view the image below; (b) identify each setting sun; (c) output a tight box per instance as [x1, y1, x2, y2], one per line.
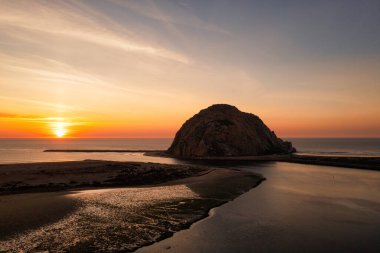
[53, 122, 67, 138]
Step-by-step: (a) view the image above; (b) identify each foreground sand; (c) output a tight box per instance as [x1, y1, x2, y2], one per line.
[0, 160, 264, 252]
[0, 160, 206, 194]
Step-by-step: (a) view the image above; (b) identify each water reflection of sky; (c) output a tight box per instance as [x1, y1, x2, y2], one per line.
[138, 162, 380, 253]
[0, 151, 184, 165]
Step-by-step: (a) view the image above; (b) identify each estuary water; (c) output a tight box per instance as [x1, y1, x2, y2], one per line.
[137, 161, 380, 253]
[0, 138, 379, 164]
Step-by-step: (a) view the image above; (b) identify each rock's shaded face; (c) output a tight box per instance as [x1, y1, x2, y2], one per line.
[167, 104, 295, 158]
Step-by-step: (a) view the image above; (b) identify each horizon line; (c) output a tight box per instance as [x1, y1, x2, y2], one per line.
[1, 137, 380, 139]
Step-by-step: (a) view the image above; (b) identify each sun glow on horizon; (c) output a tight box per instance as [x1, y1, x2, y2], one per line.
[53, 122, 68, 138]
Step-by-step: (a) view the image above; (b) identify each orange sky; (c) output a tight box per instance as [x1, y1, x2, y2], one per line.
[1, 1, 380, 138]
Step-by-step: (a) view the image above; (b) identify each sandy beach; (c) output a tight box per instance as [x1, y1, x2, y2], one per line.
[0, 160, 263, 252]
[0, 160, 206, 194]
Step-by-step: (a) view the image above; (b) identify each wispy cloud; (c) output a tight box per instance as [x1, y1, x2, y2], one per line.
[0, 53, 108, 88]
[0, 112, 38, 119]
[109, 0, 231, 35]
[0, 53, 177, 100]
[0, 112, 88, 130]
[0, 1, 190, 64]
[0, 95, 76, 112]
[0, 112, 59, 122]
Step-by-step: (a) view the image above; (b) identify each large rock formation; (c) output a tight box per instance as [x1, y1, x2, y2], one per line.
[167, 104, 295, 158]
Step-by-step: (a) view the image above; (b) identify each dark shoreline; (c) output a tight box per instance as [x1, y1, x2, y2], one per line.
[44, 149, 380, 171]
[145, 151, 380, 171]
[0, 160, 207, 195]
[44, 149, 163, 153]
[285, 154, 380, 170]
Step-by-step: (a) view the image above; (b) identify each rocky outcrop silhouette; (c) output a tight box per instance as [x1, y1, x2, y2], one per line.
[167, 104, 295, 158]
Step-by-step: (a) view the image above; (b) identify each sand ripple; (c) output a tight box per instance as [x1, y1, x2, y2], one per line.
[0, 185, 200, 252]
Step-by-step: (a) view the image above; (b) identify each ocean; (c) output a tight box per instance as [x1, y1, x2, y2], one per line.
[0, 138, 174, 164]
[289, 138, 380, 156]
[0, 138, 379, 164]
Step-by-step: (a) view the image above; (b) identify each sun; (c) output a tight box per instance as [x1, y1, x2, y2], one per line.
[53, 122, 67, 138]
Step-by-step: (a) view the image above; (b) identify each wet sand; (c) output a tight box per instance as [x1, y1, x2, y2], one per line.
[0, 160, 206, 194]
[0, 191, 77, 239]
[0, 162, 263, 252]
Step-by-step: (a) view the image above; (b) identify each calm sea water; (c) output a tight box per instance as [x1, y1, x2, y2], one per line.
[0, 138, 379, 164]
[289, 138, 380, 157]
[0, 138, 174, 164]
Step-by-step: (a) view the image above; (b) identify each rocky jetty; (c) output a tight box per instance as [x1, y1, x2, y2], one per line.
[167, 104, 295, 158]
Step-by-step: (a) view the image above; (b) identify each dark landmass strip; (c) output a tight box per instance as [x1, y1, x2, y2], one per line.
[42, 149, 380, 171]
[44, 149, 163, 152]
[145, 151, 380, 171]
[0, 160, 207, 195]
[287, 154, 380, 171]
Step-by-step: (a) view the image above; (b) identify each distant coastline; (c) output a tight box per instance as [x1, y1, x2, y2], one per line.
[146, 152, 380, 171]
[44, 149, 163, 153]
[43, 149, 380, 171]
